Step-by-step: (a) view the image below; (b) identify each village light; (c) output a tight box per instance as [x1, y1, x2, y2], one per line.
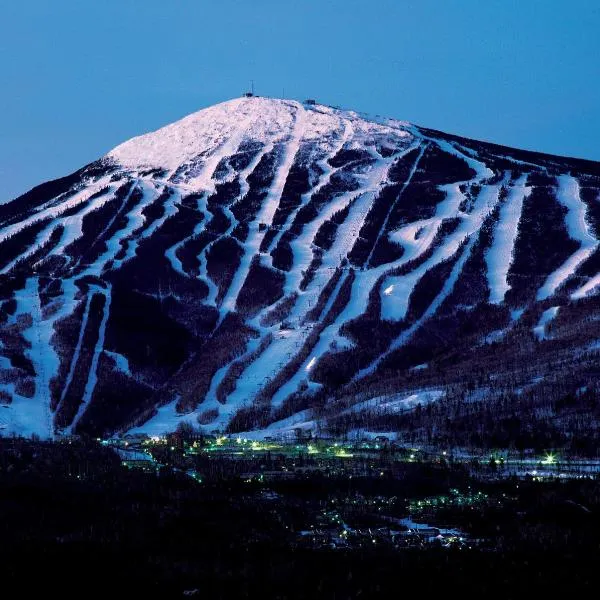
[542, 453, 556, 465]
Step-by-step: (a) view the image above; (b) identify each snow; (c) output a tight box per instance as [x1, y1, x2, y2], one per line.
[0, 179, 113, 248]
[265, 118, 353, 257]
[70, 287, 112, 432]
[104, 350, 132, 377]
[511, 308, 524, 321]
[235, 410, 317, 441]
[486, 174, 531, 304]
[127, 396, 198, 436]
[365, 142, 426, 267]
[268, 156, 400, 406]
[54, 293, 94, 417]
[0, 222, 59, 275]
[4, 95, 598, 437]
[111, 183, 178, 270]
[533, 306, 559, 340]
[572, 272, 600, 300]
[220, 103, 307, 318]
[343, 390, 444, 415]
[207, 118, 413, 412]
[381, 160, 502, 322]
[108, 97, 410, 173]
[537, 175, 598, 300]
[1, 277, 54, 438]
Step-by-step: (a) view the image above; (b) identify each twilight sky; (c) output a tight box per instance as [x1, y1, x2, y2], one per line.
[1, 0, 599, 202]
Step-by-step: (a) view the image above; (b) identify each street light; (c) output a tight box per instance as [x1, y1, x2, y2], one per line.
[542, 453, 556, 465]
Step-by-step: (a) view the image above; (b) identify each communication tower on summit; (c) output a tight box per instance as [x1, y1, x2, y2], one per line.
[244, 80, 255, 97]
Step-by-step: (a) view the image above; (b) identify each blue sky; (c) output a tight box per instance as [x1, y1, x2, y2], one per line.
[1, 0, 599, 202]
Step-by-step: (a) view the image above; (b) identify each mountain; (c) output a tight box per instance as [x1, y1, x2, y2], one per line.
[1, 97, 600, 446]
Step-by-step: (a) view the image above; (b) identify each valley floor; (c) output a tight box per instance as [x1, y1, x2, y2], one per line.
[2, 435, 600, 598]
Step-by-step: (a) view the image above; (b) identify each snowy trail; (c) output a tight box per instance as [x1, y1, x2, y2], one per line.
[270, 269, 353, 408]
[219, 103, 307, 318]
[72, 181, 139, 270]
[365, 142, 426, 268]
[380, 138, 494, 320]
[159, 107, 267, 285]
[196, 140, 276, 304]
[226, 152, 398, 408]
[357, 233, 479, 379]
[534, 306, 559, 340]
[0, 222, 59, 275]
[200, 117, 354, 403]
[381, 168, 502, 321]
[111, 182, 179, 270]
[537, 175, 599, 300]
[0, 177, 113, 245]
[356, 142, 498, 378]
[486, 174, 531, 304]
[265, 117, 353, 257]
[54, 293, 94, 417]
[70, 286, 112, 432]
[2, 182, 162, 434]
[572, 273, 600, 300]
[4, 277, 55, 437]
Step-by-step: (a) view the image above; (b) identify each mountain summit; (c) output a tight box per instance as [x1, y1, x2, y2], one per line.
[1, 97, 600, 442]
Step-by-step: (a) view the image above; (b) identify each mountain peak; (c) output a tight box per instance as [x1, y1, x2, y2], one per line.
[2, 97, 600, 441]
[106, 96, 412, 172]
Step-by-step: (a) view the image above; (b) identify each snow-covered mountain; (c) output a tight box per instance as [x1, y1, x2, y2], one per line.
[2, 96, 600, 441]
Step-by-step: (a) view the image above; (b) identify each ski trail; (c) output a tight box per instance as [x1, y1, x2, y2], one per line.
[225, 153, 398, 408]
[72, 181, 139, 270]
[219, 103, 307, 319]
[54, 293, 94, 417]
[80, 180, 156, 273]
[381, 166, 501, 321]
[537, 175, 599, 300]
[2, 183, 158, 433]
[178, 109, 256, 195]
[202, 118, 353, 400]
[270, 269, 353, 408]
[104, 350, 132, 377]
[111, 182, 178, 271]
[572, 273, 600, 300]
[163, 113, 266, 282]
[357, 234, 478, 380]
[6, 277, 55, 437]
[534, 306, 559, 340]
[265, 117, 353, 257]
[0, 178, 113, 244]
[197, 140, 275, 304]
[0, 222, 59, 275]
[70, 286, 112, 432]
[365, 142, 426, 268]
[486, 174, 531, 304]
[354, 143, 496, 378]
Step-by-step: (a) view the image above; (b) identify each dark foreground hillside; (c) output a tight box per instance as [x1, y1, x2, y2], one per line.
[2, 437, 599, 599]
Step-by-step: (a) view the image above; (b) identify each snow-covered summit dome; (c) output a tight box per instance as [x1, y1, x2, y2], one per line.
[107, 97, 412, 172]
